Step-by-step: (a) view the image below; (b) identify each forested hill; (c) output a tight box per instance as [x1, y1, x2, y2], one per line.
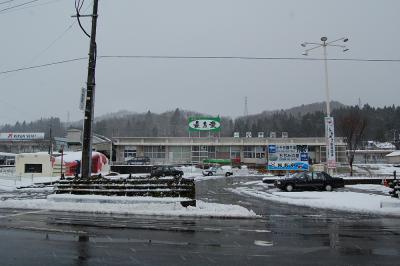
[1, 103, 399, 142]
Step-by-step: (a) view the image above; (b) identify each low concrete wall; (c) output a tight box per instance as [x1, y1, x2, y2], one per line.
[111, 165, 152, 174]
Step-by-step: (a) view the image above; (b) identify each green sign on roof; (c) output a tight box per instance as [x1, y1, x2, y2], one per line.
[188, 117, 221, 132]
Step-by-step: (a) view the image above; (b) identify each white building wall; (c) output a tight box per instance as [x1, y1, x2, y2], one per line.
[15, 153, 53, 177]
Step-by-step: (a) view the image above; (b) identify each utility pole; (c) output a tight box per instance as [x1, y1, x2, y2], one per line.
[81, 0, 99, 179]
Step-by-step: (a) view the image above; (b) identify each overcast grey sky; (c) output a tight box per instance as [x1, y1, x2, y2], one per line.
[0, 0, 399, 124]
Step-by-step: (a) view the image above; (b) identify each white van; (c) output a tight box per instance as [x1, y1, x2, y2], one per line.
[202, 165, 233, 177]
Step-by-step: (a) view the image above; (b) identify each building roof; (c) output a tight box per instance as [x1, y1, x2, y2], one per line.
[386, 151, 400, 157]
[0, 152, 16, 157]
[112, 136, 347, 146]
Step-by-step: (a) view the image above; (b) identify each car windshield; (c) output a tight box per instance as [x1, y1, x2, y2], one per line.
[292, 173, 304, 179]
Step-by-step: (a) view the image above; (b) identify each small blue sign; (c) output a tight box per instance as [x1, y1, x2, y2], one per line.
[300, 153, 308, 161]
[268, 145, 276, 153]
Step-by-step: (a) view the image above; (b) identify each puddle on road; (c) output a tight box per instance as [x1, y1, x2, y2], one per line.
[254, 240, 273, 247]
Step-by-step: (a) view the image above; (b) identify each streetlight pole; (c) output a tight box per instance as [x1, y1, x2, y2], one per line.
[301, 36, 349, 173]
[322, 41, 330, 117]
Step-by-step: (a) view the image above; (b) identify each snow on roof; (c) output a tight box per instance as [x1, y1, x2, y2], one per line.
[386, 150, 400, 157]
[17, 152, 51, 157]
[55, 151, 104, 162]
[0, 152, 16, 157]
[376, 142, 396, 149]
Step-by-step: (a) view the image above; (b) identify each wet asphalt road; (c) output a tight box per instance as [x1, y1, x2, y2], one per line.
[0, 176, 400, 265]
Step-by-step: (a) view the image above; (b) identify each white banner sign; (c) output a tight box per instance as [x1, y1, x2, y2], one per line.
[325, 117, 336, 168]
[0, 133, 45, 140]
[79, 87, 86, 111]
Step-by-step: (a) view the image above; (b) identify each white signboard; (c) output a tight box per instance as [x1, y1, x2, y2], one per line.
[270, 132, 276, 138]
[79, 87, 86, 111]
[258, 132, 264, 138]
[282, 132, 288, 138]
[233, 132, 240, 138]
[245, 132, 252, 138]
[0, 133, 45, 141]
[325, 117, 336, 168]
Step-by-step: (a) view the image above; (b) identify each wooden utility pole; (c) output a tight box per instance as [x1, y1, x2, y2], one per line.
[81, 0, 99, 178]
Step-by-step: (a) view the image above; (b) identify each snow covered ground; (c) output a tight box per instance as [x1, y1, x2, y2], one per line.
[346, 184, 393, 194]
[229, 181, 400, 216]
[0, 194, 257, 218]
[1, 164, 399, 218]
[0, 173, 257, 219]
[0, 175, 58, 191]
[352, 164, 400, 176]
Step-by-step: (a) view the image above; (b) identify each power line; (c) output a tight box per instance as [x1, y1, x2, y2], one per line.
[0, 57, 87, 74]
[0, 0, 40, 13]
[0, 0, 64, 14]
[0, 0, 17, 5]
[4, 0, 91, 72]
[1, 55, 400, 75]
[98, 55, 400, 62]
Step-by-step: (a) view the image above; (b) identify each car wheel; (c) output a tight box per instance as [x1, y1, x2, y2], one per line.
[325, 184, 333, 191]
[208, 172, 213, 176]
[225, 172, 230, 177]
[285, 184, 294, 192]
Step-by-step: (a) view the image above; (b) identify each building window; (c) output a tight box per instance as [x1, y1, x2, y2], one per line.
[230, 146, 241, 159]
[255, 146, 266, 158]
[244, 146, 266, 159]
[191, 146, 209, 163]
[216, 146, 230, 159]
[144, 146, 166, 159]
[169, 146, 191, 163]
[124, 149, 137, 158]
[244, 146, 255, 158]
[24, 164, 42, 173]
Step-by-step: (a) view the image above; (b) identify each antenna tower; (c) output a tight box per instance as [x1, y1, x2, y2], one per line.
[244, 96, 248, 116]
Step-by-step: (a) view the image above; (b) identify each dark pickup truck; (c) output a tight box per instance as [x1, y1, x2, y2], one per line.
[274, 171, 344, 192]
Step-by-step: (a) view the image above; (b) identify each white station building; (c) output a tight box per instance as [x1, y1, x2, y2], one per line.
[112, 136, 348, 166]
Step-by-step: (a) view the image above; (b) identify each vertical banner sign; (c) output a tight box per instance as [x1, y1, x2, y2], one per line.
[267, 144, 309, 171]
[188, 117, 221, 132]
[325, 116, 336, 169]
[79, 87, 86, 111]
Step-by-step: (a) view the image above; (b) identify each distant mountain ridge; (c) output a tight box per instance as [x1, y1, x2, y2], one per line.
[256, 101, 346, 118]
[88, 101, 347, 123]
[2, 101, 399, 143]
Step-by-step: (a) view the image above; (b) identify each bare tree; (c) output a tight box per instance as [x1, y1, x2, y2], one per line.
[337, 108, 368, 176]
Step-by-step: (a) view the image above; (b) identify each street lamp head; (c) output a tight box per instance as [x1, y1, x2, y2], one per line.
[343, 48, 349, 52]
[301, 43, 306, 47]
[343, 38, 349, 42]
[302, 51, 308, 56]
[321, 36, 328, 42]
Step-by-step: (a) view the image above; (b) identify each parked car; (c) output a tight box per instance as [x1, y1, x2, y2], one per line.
[150, 165, 183, 178]
[274, 171, 344, 192]
[202, 166, 233, 177]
